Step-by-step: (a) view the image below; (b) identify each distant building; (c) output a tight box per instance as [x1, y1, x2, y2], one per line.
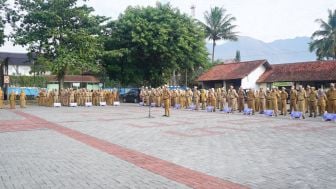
[197, 60, 270, 89]
[0, 52, 100, 90]
[257, 60, 336, 89]
[0, 52, 33, 76]
[197, 60, 336, 89]
[46, 75, 101, 90]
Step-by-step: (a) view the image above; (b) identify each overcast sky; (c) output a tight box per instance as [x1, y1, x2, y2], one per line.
[1, 0, 335, 52]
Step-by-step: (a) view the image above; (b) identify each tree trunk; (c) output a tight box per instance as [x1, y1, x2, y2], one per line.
[212, 39, 216, 64]
[58, 76, 64, 95]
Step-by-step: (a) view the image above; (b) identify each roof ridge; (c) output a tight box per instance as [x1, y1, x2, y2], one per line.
[215, 59, 267, 66]
[273, 60, 336, 66]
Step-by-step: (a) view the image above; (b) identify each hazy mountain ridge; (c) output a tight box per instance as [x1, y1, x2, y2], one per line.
[207, 36, 316, 64]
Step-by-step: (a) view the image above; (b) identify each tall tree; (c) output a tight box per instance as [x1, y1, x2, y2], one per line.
[102, 3, 209, 87]
[203, 6, 238, 63]
[309, 9, 336, 60]
[0, 0, 8, 46]
[10, 0, 107, 89]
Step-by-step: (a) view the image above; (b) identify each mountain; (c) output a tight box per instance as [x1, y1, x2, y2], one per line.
[207, 36, 316, 64]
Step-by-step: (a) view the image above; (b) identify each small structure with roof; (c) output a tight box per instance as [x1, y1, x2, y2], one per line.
[0, 52, 33, 76]
[257, 60, 336, 89]
[197, 60, 271, 89]
[46, 75, 101, 90]
[197, 59, 336, 90]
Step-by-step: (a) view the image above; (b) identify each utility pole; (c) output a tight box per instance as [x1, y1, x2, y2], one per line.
[190, 4, 196, 17]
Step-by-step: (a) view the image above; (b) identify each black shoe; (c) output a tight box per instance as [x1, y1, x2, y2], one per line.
[309, 115, 312, 117]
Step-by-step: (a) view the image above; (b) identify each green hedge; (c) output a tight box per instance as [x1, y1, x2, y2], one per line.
[9, 76, 47, 88]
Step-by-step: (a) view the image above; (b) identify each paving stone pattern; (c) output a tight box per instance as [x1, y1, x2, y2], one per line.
[0, 104, 335, 189]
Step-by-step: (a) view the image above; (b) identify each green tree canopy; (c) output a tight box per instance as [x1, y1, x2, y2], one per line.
[203, 6, 238, 63]
[0, 0, 9, 46]
[10, 0, 108, 89]
[102, 3, 209, 87]
[309, 9, 336, 60]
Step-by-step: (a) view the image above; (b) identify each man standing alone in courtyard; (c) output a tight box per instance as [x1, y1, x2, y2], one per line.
[162, 85, 171, 117]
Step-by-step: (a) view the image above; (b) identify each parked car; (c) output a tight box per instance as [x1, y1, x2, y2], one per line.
[122, 88, 140, 103]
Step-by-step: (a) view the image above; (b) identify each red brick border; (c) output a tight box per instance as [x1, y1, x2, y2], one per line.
[0, 118, 47, 133]
[13, 110, 248, 189]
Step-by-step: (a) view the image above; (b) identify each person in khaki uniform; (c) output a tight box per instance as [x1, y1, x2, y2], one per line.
[19, 90, 27, 108]
[171, 89, 177, 107]
[179, 89, 185, 108]
[162, 85, 171, 117]
[216, 88, 221, 109]
[64, 89, 69, 106]
[158, 87, 162, 107]
[140, 87, 145, 105]
[297, 85, 307, 119]
[247, 88, 256, 114]
[209, 88, 217, 112]
[149, 88, 155, 106]
[54, 89, 59, 104]
[40, 89, 46, 106]
[92, 90, 97, 106]
[306, 86, 311, 113]
[266, 89, 272, 110]
[9, 91, 16, 109]
[80, 89, 86, 106]
[326, 83, 336, 113]
[318, 89, 328, 116]
[270, 87, 280, 116]
[152, 89, 158, 106]
[308, 87, 318, 117]
[220, 87, 227, 111]
[200, 89, 207, 110]
[0, 88, 4, 109]
[192, 87, 200, 110]
[69, 89, 75, 105]
[290, 86, 298, 112]
[186, 88, 193, 108]
[258, 87, 267, 113]
[59, 89, 64, 106]
[144, 87, 149, 106]
[280, 87, 288, 115]
[276, 88, 282, 112]
[48, 91, 54, 107]
[255, 90, 260, 113]
[227, 86, 238, 112]
[237, 87, 245, 112]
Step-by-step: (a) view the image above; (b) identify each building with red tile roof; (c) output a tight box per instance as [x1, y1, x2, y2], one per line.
[197, 60, 271, 89]
[197, 60, 336, 89]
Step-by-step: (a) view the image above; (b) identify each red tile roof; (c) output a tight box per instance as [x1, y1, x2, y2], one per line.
[47, 75, 100, 83]
[257, 60, 336, 83]
[197, 60, 269, 81]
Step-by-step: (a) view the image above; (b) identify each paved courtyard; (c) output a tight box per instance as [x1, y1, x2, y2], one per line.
[0, 104, 336, 189]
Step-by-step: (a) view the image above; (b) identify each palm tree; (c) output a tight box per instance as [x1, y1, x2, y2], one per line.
[203, 7, 238, 63]
[309, 9, 336, 60]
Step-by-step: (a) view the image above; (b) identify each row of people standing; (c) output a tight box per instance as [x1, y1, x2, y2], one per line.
[139, 83, 336, 118]
[37, 88, 119, 107]
[0, 88, 27, 109]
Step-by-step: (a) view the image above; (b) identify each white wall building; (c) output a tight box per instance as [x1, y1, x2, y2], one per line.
[197, 60, 270, 90]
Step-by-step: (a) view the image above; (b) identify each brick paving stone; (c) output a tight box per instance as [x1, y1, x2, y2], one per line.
[0, 129, 191, 189]
[1, 104, 336, 188]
